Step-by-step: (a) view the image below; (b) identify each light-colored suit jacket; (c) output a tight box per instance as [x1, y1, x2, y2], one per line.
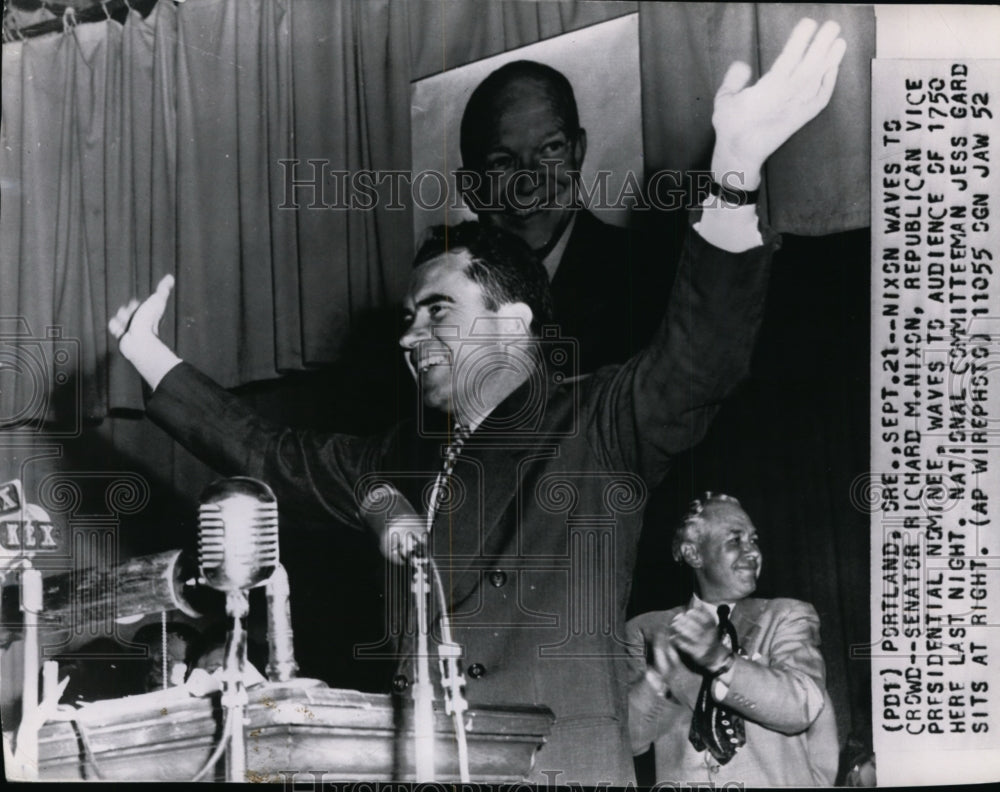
[626, 598, 838, 787]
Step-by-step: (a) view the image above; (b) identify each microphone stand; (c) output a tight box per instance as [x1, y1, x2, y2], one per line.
[265, 563, 298, 682]
[221, 591, 250, 783]
[430, 561, 471, 782]
[409, 543, 436, 781]
[15, 564, 42, 780]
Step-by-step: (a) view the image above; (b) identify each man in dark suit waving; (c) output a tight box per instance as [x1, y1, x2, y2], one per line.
[627, 493, 838, 785]
[111, 20, 846, 784]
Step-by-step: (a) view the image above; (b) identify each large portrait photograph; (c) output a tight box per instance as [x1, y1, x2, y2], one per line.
[1, 1, 997, 786]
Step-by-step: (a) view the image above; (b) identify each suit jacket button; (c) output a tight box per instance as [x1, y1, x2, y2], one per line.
[489, 570, 508, 588]
[468, 663, 486, 679]
[392, 674, 409, 692]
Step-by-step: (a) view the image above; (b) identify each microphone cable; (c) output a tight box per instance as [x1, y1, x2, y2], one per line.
[428, 555, 471, 782]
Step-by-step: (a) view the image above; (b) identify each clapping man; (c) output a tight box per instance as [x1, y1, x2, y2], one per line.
[627, 493, 838, 785]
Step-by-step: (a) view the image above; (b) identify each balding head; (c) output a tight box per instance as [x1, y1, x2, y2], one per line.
[458, 61, 586, 251]
[460, 60, 580, 170]
[672, 492, 762, 604]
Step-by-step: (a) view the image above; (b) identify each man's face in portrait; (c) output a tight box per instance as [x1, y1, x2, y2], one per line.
[463, 77, 586, 251]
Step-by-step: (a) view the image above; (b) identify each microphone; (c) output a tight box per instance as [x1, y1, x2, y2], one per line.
[198, 477, 279, 592]
[196, 477, 279, 783]
[357, 483, 426, 565]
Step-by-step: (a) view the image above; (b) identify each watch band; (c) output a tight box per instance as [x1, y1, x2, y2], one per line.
[708, 650, 737, 678]
[709, 179, 760, 206]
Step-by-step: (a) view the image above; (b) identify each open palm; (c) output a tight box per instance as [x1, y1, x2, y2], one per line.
[711, 18, 847, 188]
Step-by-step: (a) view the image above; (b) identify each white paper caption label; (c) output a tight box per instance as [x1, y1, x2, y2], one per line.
[871, 59, 1000, 786]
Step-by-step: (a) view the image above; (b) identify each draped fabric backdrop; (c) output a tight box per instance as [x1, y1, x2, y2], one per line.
[1, 0, 873, 422]
[1, 0, 414, 420]
[0, 0, 873, 768]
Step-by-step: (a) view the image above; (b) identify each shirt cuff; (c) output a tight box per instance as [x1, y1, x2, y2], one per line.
[693, 203, 764, 253]
[122, 335, 182, 392]
[712, 665, 735, 701]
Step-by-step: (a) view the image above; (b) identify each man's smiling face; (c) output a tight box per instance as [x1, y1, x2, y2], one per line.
[466, 77, 585, 250]
[399, 249, 532, 420]
[400, 250, 485, 413]
[686, 501, 762, 604]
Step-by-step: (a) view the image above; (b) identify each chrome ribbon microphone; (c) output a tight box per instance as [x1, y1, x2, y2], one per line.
[196, 477, 279, 783]
[198, 477, 279, 591]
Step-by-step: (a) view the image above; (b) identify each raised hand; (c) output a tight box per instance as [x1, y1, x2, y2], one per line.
[108, 274, 174, 350]
[108, 274, 182, 389]
[669, 608, 729, 672]
[711, 18, 847, 190]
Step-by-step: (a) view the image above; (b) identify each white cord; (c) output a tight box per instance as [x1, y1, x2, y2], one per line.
[417, 425, 471, 780]
[429, 557, 471, 782]
[424, 470, 445, 534]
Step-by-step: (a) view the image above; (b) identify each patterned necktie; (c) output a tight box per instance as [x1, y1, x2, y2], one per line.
[688, 604, 747, 764]
[426, 424, 470, 529]
[442, 424, 469, 477]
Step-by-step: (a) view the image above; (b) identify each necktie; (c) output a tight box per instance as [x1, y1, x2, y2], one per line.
[442, 425, 469, 477]
[426, 424, 470, 529]
[688, 604, 746, 764]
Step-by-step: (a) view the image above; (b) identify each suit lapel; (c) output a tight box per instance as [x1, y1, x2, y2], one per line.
[549, 209, 592, 295]
[732, 598, 767, 657]
[432, 371, 566, 610]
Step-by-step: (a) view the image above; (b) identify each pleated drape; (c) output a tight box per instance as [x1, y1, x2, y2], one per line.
[0, 0, 414, 421]
[638, 2, 874, 234]
[1, 0, 873, 425]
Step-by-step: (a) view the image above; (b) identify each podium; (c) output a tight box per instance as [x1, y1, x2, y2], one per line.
[37, 680, 554, 782]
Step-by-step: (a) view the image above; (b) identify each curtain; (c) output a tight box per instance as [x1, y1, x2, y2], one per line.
[0, 0, 414, 423]
[407, 0, 637, 81]
[639, 2, 874, 234]
[1, 0, 874, 423]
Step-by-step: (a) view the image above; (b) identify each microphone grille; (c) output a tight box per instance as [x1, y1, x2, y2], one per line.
[198, 477, 279, 590]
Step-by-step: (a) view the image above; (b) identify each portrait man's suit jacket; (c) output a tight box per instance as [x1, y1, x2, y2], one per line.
[549, 209, 681, 372]
[145, 228, 775, 785]
[627, 597, 839, 787]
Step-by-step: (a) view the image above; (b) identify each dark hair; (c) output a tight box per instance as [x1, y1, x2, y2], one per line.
[460, 60, 580, 169]
[413, 221, 554, 335]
